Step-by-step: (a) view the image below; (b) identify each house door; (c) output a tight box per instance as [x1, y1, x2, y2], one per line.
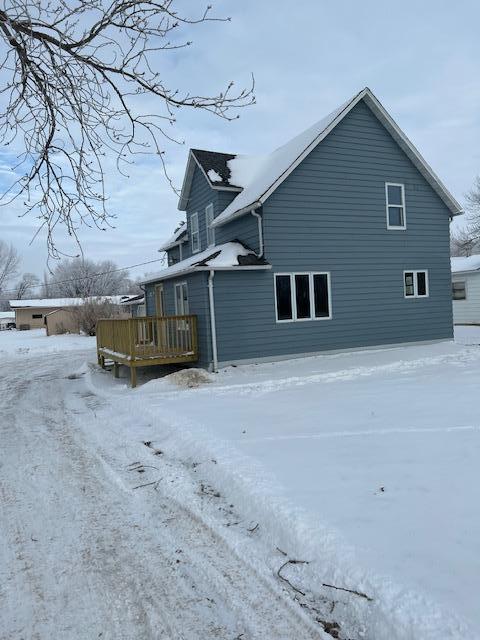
[153, 283, 167, 348]
[155, 283, 165, 316]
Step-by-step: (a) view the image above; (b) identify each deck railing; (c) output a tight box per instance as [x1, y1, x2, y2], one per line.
[96, 314, 198, 366]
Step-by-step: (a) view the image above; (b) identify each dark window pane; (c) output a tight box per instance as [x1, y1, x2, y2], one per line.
[387, 184, 403, 205]
[276, 275, 292, 320]
[295, 275, 311, 319]
[313, 274, 330, 317]
[452, 282, 466, 300]
[388, 206, 404, 227]
[404, 272, 414, 296]
[417, 272, 427, 296]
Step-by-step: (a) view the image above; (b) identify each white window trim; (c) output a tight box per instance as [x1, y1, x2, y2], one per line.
[386, 182, 407, 230]
[452, 280, 467, 301]
[190, 212, 200, 253]
[174, 281, 189, 315]
[206, 203, 215, 247]
[274, 272, 332, 323]
[403, 270, 429, 298]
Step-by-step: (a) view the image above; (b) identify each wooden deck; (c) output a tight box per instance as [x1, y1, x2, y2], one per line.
[96, 315, 198, 387]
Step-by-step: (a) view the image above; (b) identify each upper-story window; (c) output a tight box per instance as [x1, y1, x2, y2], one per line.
[386, 183, 406, 230]
[190, 212, 200, 253]
[206, 203, 215, 246]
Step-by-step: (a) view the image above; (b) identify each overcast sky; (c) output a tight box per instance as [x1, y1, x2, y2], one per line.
[1, 0, 479, 285]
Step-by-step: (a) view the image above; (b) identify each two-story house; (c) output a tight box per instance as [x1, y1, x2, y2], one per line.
[141, 87, 462, 372]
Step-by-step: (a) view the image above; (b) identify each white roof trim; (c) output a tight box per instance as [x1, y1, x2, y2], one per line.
[212, 87, 463, 228]
[178, 150, 242, 211]
[142, 264, 271, 284]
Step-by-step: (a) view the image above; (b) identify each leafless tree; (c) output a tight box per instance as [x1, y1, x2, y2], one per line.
[450, 227, 477, 257]
[0, 2, 254, 257]
[466, 176, 480, 239]
[0, 240, 20, 294]
[72, 298, 123, 336]
[13, 271, 40, 298]
[45, 257, 134, 297]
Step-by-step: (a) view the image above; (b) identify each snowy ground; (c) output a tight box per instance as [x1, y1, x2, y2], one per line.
[0, 327, 95, 357]
[1, 327, 480, 639]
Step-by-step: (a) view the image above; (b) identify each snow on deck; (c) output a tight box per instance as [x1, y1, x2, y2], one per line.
[87, 328, 480, 637]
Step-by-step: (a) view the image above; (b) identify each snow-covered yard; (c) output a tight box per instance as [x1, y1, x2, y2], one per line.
[0, 327, 96, 357]
[1, 326, 480, 639]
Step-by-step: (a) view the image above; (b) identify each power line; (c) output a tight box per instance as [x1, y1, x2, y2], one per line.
[0, 256, 166, 296]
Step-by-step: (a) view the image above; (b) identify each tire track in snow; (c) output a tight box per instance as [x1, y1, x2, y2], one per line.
[0, 351, 326, 640]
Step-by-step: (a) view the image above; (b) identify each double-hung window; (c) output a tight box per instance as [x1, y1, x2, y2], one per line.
[386, 183, 406, 229]
[452, 281, 466, 300]
[404, 270, 429, 298]
[190, 212, 200, 253]
[275, 273, 331, 322]
[206, 203, 215, 247]
[174, 282, 189, 315]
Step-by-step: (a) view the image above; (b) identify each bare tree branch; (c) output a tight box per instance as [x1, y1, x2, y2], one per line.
[0, 1, 255, 258]
[0, 240, 20, 294]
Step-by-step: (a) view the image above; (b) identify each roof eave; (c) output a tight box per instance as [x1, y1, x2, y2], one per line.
[141, 263, 271, 284]
[211, 201, 262, 228]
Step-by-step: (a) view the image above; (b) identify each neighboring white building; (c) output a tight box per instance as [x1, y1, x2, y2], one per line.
[451, 256, 480, 324]
[0, 311, 15, 330]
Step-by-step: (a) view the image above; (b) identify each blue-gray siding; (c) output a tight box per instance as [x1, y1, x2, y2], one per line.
[145, 272, 211, 366]
[183, 165, 260, 255]
[212, 100, 453, 364]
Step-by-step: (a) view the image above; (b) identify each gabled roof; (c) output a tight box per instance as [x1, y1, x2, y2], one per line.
[207, 87, 463, 228]
[178, 149, 242, 210]
[158, 223, 188, 252]
[451, 256, 480, 274]
[142, 242, 270, 284]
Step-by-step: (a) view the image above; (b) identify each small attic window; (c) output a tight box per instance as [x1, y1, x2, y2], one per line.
[386, 183, 406, 230]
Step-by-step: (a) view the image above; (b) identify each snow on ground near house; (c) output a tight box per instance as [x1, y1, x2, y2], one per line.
[0, 345, 329, 639]
[0, 328, 95, 357]
[86, 328, 480, 638]
[2, 327, 480, 638]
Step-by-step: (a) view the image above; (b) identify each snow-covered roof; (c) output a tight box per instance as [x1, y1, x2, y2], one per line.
[120, 294, 145, 306]
[207, 87, 462, 228]
[158, 224, 188, 252]
[142, 242, 270, 284]
[0, 311, 15, 319]
[451, 256, 480, 274]
[9, 295, 137, 309]
[178, 149, 242, 210]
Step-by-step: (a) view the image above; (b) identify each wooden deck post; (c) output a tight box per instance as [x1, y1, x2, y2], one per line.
[130, 365, 137, 388]
[114, 362, 120, 378]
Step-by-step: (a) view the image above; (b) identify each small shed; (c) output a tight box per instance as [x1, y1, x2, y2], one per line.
[9, 296, 137, 333]
[451, 256, 480, 324]
[0, 311, 15, 330]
